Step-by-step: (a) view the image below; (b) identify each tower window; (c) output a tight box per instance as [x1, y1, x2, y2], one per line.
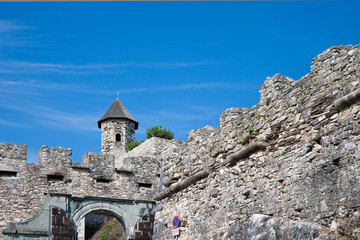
[116, 133, 121, 142]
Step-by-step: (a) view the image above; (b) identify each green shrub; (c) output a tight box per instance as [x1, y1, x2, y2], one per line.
[126, 140, 144, 151]
[146, 125, 174, 140]
[265, 98, 271, 106]
[248, 124, 254, 134]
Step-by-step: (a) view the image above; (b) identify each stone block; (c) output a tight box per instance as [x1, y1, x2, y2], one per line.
[39, 146, 72, 171]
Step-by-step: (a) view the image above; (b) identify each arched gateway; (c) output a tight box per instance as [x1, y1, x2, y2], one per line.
[3, 193, 155, 240]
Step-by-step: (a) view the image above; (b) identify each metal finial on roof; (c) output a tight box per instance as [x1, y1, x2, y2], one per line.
[117, 91, 119, 98]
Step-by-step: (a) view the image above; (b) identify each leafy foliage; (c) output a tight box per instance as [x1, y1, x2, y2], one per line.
[248, 124, 254, 134]
[265, 98, 271, 106]
[126, 140, 144, 151]
[126, 125, 174, 152]
[146, 124, 174, 140]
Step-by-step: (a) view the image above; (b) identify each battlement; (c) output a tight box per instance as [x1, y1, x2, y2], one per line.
[0, 142, 160, 202]
[0, 144, 115, 173]
[0, 143, 27, 176]
[0, 143, 27, 162]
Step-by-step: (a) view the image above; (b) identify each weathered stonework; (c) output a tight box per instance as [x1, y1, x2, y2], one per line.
[0, 145, 159, 239]
[101, 119, 136, 159]
[0, 143, 27, 173]
[1, 43, 360, 240]
[152, 44, 360, 240]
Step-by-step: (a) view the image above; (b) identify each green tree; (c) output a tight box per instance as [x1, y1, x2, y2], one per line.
[126, 125, 174, 151]
[146, 124, 174, 140]
[126, 140, 144, 151]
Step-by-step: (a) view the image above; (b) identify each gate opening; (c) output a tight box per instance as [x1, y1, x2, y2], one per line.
[77, 211, 127, 240]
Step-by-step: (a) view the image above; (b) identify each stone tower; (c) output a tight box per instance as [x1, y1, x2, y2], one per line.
[98, 98, 138, 159]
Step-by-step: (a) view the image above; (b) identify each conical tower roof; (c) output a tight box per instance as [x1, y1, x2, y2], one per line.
[98, 98, 138, 129]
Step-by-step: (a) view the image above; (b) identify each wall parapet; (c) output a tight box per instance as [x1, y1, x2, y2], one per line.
[0, 143, 27, 162]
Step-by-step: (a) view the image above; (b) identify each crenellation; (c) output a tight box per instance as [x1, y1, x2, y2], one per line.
[259, 73, 295, 104]
[38, 146, 72, 174]
[82, 152, 116, 180]
[0, 143, 27, 162]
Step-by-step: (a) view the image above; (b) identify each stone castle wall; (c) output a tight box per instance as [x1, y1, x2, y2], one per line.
[152, 44, 360, 240]
[0, 144, 159, 239]
[0, 43, 359, 240]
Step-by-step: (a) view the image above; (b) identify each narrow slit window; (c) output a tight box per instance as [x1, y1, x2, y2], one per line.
[116, 133, 121, 142]
[96, 178, 111, 183]
[0, 170, 17, 178]
[138, 183, 152, 191]
[47, 175, 64, 182]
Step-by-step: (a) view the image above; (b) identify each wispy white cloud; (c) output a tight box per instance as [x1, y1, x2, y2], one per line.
[0, 98, 99, 133]
[0, 20, 32, 47]
[0, 20, 30, 33]
[0, 78, 237, 134]
[135, 105, 218, 135]
[0, 60, 213, 74]
[0, 79, 240, 98]
[0, 79, 94, 94]
[138, 110, 214, 123]
[0, 119, 27, 128]
[36, 111, 99, 133]
[116, 82, 236, 94]
[0, 81, 99, 132]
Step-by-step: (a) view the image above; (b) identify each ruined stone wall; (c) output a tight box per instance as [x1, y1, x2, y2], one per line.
[0, 145, 159, 239]
[117, 137, 187, 169]
[153, 44, 360, 240]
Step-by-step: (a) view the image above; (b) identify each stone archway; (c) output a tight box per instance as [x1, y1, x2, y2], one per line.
[76, 210, 127, 240]
[3, 194, 155, 240]
[72, 202, 134, 239]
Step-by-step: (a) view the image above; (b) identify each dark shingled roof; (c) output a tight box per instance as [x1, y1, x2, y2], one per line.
[98, 98, 138, 129]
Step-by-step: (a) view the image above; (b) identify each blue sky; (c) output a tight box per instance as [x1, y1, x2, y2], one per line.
[0, 0, 359, 163]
